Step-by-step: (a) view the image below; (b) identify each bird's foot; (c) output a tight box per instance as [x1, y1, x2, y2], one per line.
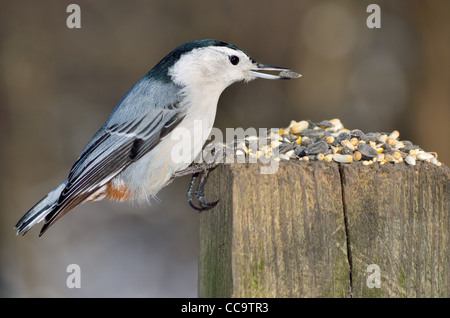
[173, 163, 219, 212]
[187, 169, 219, 211]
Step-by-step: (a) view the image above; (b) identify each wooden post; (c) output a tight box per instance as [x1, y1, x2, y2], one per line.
[198, 161, 449, 297]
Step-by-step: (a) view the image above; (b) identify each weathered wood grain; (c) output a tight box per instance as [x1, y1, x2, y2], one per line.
[198, 161, 449, 298]
[340, 162, 450, 297]
[199, 161, 351, 297]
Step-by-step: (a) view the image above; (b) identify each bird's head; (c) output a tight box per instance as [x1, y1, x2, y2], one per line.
[148, 39, 300, 91]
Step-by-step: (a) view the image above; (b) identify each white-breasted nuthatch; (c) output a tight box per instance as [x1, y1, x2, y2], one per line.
[15, 39, 300, 236]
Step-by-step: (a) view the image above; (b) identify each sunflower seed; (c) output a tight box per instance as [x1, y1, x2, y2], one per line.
[279, 70, 301, 79]
[335, 132, 351, 144]
[417, 152, 434, 161]
[290, 120, 309, 134]
[405, 155, 416, 166]
[333, 154, 353, 163]
[358, 143, 379, 159]
[301, 128, 325, 137]
[304, 141, 329, 155]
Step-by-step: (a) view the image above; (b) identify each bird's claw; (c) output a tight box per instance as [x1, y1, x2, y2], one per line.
[187, 168, 219, 212]
[188, 198, 219, 211]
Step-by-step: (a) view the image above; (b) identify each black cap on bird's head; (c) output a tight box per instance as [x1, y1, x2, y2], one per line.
[146, 39, 301, 84]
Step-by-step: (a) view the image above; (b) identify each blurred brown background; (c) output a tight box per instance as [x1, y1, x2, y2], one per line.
[0, 0, 448, 297]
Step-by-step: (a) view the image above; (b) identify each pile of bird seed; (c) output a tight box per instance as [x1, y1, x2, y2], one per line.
[219, 118, 442, 167]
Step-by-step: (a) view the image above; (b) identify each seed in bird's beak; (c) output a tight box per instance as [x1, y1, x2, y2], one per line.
[278, 70, 301, 79]
[250, 64, 301, 80]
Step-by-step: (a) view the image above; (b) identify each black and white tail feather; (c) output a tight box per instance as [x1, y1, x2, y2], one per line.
[15, 182, 67, 236]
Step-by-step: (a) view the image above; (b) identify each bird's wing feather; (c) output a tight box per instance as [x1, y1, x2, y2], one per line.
[40, 79, 185, 233]
[63, 108, 183, 201]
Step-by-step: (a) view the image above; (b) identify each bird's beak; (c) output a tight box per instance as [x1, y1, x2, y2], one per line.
[250, 63, 301, 80]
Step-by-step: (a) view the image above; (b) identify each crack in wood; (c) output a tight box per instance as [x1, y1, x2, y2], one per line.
[338, 164, 353, 298]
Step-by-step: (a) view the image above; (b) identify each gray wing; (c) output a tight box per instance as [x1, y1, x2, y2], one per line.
[42, 78, 185, 229]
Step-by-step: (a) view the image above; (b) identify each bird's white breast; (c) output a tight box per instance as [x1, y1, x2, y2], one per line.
[113, 84, 222, 203]
[112, 48, 233, 202]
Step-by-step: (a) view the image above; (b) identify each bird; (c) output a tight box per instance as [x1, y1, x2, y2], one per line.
[15, 39, 300, 236]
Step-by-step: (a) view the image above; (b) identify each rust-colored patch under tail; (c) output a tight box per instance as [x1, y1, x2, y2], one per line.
[87, 182, 131, 202]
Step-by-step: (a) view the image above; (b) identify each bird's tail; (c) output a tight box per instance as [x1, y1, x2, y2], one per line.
[15, 181, 67, 236]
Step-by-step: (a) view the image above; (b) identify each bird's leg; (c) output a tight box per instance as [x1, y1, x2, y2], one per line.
[171, 162, 218, 179]
[187, 172, 201, 210]
[195, 168, 219, 210]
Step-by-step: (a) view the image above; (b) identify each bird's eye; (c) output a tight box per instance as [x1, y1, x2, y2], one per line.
[229, 55, 240, 65]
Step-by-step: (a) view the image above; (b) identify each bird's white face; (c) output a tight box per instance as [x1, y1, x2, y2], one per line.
[168, 46, 290, 91]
